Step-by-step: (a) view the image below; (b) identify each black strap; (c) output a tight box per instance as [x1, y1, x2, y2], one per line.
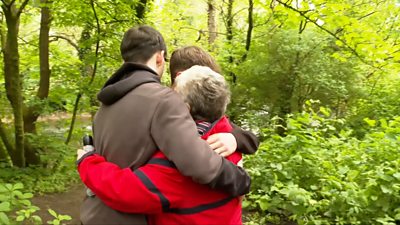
[134, 170, 170, 211]
[147, 158, 176, 168]
[133, 166, 235, 215]
[166, 197, 234, 215]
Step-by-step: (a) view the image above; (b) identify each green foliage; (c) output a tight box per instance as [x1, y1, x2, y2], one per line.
[231, 29, 360, 116]
[0, 182, 71, 225]
[47, 209, 72, 225]
[0, 118, 82, 194]
[0, 182, 39, 225]
[0, 145, 79, 194]
[1, 0, 400, 223]
[244, 105, 400, 224]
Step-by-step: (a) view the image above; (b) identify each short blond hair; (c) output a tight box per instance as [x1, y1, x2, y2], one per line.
[174, 65, 230, 122]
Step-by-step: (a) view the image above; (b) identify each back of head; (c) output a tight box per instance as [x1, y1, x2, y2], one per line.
[169, 46, 221, 84]
[174, 65, 230, 122]
[120, 25, 167, 63]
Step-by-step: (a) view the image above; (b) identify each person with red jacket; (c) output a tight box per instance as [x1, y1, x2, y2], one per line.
[78, 66, 251, 224]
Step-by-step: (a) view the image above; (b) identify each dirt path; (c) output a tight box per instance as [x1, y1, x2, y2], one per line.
[31, 183, 85, 225]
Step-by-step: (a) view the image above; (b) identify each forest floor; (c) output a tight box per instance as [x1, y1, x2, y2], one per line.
[31, 182, 85, 225]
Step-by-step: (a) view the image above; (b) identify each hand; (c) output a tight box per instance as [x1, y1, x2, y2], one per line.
[77, 149, 86, 161]
[206, 133, 237, 157]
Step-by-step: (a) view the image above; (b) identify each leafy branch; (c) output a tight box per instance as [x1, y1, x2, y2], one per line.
[274, 0, 374, 68]
[16, 0, 29, 17]
[49, 34, 79, 51]
[89, 0, 100, 85]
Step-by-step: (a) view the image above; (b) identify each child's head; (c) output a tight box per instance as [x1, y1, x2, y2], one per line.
[169, 46, 221, 84]
[174, 65, 230, 122]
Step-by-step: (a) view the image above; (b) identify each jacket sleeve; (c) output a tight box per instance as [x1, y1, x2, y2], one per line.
[77, 154, 163, 214]
[150, 90, 251, 197]
[230, 122, 260, 154]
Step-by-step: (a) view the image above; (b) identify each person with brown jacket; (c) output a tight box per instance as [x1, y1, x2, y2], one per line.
[79, 26, 255, 225]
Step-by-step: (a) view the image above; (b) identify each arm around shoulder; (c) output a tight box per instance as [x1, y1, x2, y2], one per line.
[230, 122, 259, 154]
[151, 91, 251, 196]
[150, 91, 221, 184]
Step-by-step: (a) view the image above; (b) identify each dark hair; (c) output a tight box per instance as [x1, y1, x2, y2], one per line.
[169, 46, 221, 84]
[120, 25, 167, 63]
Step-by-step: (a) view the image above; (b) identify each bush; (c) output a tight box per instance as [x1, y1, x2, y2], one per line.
[0, 183, 71, 225]
[244, 105, 400, 225]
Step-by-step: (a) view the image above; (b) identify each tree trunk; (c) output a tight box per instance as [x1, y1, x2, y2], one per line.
[24, 0, 52, 127]
[207, 0, 217, 49]
[241, 0, 253, 61]
[225, 0, 237, 84]
[2, 3, 26, 167]
[22, 0, 52, 165]
[38, 0, 51, 100]
[0, 140, 8, 163]
[0, 119, 15, 162]
[135, 0, 148, 20]
[65, 93, 82, 144]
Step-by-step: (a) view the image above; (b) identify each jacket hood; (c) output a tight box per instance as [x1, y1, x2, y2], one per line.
[97, 63, 160, 105]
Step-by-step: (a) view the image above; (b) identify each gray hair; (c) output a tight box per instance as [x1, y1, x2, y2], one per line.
[174, 65, 231, 122]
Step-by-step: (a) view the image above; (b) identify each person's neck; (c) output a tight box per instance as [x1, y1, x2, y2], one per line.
[145, 55, 160, 76]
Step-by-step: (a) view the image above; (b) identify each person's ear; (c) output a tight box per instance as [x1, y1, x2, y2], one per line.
[176, 71, 182, 77]
[156, 51, 164, 66]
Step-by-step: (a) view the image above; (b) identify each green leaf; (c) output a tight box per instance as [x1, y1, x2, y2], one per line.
[16, 215, 25, 222]
[22, 193, 34, 199]
[20, 199, 31, 206]
[12, 190, 23, 198]
[364, 118, 376, 127]
[0, 212, 10, 225]
[380, 185, 392, 194]
[0, 185, 7, 193]
[59, 215, 72, 220]
[393, 172, 400, 180]
[347, 170, 359, 181]
[0, 202, 11, 212]
[319, 107, 330, 117]
[32, 215, 42, 223]
[4, 184, 12, 191]
[310, 185, 318, 190]
[257, 198, 269, 211]
[13, 183, 24, 190]
[276, 163, 282, 171]
[48, 209, 58, 218]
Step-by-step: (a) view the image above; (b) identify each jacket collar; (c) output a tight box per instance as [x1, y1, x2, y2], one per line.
[97, 62, 160, 105]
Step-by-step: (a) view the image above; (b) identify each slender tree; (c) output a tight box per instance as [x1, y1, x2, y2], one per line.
[22, 0, 52, 165]
[207, 0, 217, 49]
[241, 0, 253, 61]
[223, 0, 236, 83]
[1, 0, 30, 167]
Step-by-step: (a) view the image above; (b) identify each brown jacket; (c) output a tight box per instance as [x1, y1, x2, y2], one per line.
[80, 63, 251, 225]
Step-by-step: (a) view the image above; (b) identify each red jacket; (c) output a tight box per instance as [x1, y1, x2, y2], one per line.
[78, 116, 243, 225]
